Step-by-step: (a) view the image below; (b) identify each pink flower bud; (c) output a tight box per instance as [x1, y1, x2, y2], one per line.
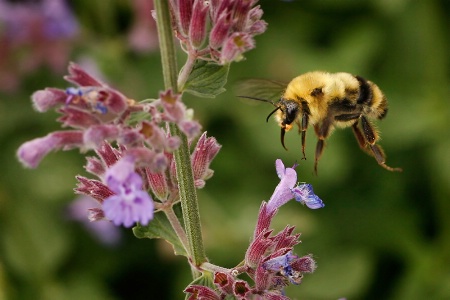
[64, 62, 103, 87]
[32, 88, 67, 112]
[191, 132, 221, 182]
[189, 0, 209, 49]
[75, 176, 114, 203]
[209, 11, 232, 49]
[233, 0, 252, 32]
[178, 0, 193, 36]
[85, 156, 105, 176]
[145, 168, 169, 201]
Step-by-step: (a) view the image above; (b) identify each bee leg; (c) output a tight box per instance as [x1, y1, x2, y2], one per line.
[313, 121, 331, 175]
[358, 116, 402, 172]
[299, 112, 309, 160]
[314, 138, 325, 175]
[351, 121, 368, 152]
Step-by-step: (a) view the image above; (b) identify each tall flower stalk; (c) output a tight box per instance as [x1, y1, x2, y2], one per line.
[16, 0, 326, 298]
[154, 0, 207, 272]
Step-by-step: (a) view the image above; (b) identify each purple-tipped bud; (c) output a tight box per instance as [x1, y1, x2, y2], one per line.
[189, 0, 209, 49]
[83, 124, 120, 149]
[64, 62, 103, 87]
[209, 12, 232, 49]
[95, 142, 120, 168]
[245, 229, 273, 268]
[178, 0, 193, 36]
[75, 176, 115, 203]
[220, 32, 255, 64]
[32, 88, 67, 112]
[17, 131, 83, 168]
[146, 168, 169, 201]
[85, 156, 105, 176]
[233, 0, 252, 32]
[191, 132, 221, 183]
[87, 208, 105, 222]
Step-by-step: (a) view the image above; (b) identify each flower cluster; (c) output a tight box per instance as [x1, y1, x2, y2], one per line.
[171, 0, 267, 65]
[185, 160, 324, 299]
[17, 63, 220, 228]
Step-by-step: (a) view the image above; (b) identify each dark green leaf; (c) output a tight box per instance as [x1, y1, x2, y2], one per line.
[182, 60, 230, 98]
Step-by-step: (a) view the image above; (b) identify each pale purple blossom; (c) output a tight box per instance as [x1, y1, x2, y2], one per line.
[102, 156, 154, 228]
[266, 159, 324, 214]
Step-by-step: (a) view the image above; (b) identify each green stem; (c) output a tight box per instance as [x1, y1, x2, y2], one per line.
[164, 205, 189, 254]
[154, 0, 207, 274]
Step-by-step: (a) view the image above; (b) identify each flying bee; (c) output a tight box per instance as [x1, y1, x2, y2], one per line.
[238, 71, 402, 174]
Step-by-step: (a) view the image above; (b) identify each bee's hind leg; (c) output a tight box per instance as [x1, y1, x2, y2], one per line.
[352, 117, 402, 172]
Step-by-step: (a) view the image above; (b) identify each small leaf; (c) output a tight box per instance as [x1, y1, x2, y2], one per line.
[133, 211, 188, 257]
[182, 60, 230, 98]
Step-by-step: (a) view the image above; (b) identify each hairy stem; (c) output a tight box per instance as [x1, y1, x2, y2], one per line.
[154, 0, 207, 275]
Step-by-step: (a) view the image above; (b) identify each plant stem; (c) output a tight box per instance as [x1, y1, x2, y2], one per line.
[154, 0, 207, 275]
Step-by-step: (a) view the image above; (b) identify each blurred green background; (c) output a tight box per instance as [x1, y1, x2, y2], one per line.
[1, 0, 449, 299]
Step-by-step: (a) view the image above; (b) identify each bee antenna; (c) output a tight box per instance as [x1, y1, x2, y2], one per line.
[238, 95, 276, 106]
[266, 106, 281, 123]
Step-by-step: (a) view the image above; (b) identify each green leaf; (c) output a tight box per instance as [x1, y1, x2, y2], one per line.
[182, 60, 230, 98]
[133, 211, 188, 257]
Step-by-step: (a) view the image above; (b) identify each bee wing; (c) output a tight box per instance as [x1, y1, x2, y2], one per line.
[234, 79, 287, 102]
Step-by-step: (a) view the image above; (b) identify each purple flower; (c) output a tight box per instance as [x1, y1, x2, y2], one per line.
[17, 131, 83, 168]
[263, 251, 316, 285]
[266, 159, 324, 214]
[265, 159, 298, 214]
[102, 156, 154, 227]
[292, 184, 325, 209]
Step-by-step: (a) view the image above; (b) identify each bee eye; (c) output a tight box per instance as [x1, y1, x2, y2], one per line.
[284, 100, 299, 124]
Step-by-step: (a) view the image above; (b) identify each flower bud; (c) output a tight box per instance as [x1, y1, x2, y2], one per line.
[189, 0, 209, 49]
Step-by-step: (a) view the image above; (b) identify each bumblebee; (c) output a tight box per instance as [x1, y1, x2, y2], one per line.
[238, 71, 402, 174]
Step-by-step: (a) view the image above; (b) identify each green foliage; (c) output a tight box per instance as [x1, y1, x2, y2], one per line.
[133, 212, 188, 257]
[182, 60, 230, 98]
[1, 0, 449, 299]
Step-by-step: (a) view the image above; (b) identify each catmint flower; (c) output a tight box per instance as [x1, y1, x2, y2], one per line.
[169, 0, 266, 64]
[17, 131, 83, 168]
[127, 0, 159, 53]
[266, 159, 324, 214]
[220, 32, 255, 64]
[263, 251, 315, 285]
[292, 184, 325, 209]
[102, 156, 154, 227]
[191, 132, 221, 186]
